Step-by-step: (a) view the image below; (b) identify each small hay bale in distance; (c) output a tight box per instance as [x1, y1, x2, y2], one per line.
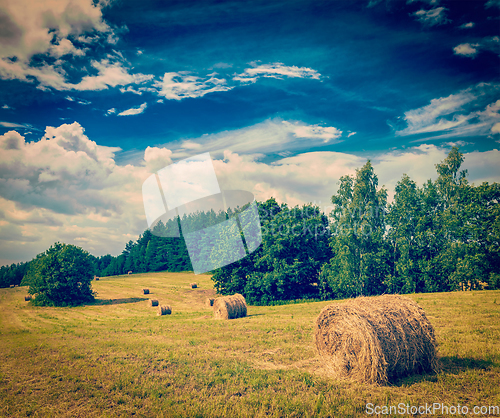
[24, 295, 31, 301]
[143, 288, 150, 295]
[205, 297, 215, 307]
[190, 283, 197, 289]
[213, 294, 247, 320]
[314, 295, 437, 385]
[157, 305, 172, 316]
[149, 299, 159, 307]
[9, 285, 14, 288]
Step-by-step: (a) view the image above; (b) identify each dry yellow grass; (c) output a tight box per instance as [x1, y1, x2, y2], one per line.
[0, 273, 498, 418]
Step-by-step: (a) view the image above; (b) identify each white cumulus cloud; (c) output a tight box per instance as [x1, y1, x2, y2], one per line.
[453, 43, 479, 57]
[0, 123, 499, 266]
[0, 0, 154, 93]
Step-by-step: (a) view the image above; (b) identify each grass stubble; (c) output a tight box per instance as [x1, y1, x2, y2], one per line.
[0, 271, 498, 417]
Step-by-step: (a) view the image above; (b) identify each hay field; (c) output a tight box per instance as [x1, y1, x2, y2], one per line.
[0, 271, 499, 417]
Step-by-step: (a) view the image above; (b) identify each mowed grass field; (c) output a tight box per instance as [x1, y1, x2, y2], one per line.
[0, 272, 499, 418]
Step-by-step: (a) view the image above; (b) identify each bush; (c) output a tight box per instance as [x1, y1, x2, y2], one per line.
[25, 243, 96, 306]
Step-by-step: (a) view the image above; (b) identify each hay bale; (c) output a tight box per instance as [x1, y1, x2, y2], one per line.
[95, 277, 99, 281]
[24, 295, 31, 301]
[205, 297, 215, 307]
[9, 285, 14, 288]
[149, 299, 159, 307]
[190, 283, 197, 289]
[143, 288, 149, 295]
[157, 305, 172, 316]
[314, 295, 437, 385]
[213, 294, 247, 320]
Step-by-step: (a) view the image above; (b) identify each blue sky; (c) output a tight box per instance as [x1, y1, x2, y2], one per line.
[0, 0, 499, 265]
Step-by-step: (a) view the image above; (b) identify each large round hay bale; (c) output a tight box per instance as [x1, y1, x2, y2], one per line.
[190, 283, 197, 289]
[157, 305, 172, 316]
[149, 299, 159, 307]
[213, 294, 247, 320]
[143, 288, 150, 295]
[24, 295, 31, 301]
[314, 295, 437, 385]
[205, 297, 215, 307]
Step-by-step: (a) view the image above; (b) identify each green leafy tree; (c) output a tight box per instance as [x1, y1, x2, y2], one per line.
[25, 243, 95, 306]
[212, 198, 331, 304]
[385, 174, 424, 293]
[243, 203, 331, 304]
[320, 161, 388, 299]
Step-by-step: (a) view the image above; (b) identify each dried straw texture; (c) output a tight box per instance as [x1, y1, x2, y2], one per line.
[157, 305, 172, 316]
[149, 299, 159, 307]
[314, 295, 437, 385]
[24, 295, 31, 301]
[143, 289, 150, 295]
[213, 294, 247, 320]
[206, 297, 215, 307]
[191, 283, 197, 289]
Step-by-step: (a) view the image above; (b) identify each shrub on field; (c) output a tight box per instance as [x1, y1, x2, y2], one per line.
[24, 242, 96, 307]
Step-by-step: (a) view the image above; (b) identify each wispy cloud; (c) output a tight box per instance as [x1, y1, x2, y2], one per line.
[154, 72, 231, 100]
[282, 121, 341, 143]
[233, 62, 321, 84]
[161, 119, 343, 159]
[459, 22, 475, 29]
[152, 63, 322, 101]
[65, 96, 91, 105]
[406, 0, 441, 5]
[106, 108, 116, 116]
[395, 83, 500, 138]
[0, 121, 33, 129]
[411, 7, 450, 26]
[485, 0, 500, 9]
[71, 60, 154, 92]
[117, 102, 147, 116]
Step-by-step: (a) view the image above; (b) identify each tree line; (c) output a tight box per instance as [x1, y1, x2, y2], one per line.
[212, 147, 499, 303]
[3, 147, 499, 306]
